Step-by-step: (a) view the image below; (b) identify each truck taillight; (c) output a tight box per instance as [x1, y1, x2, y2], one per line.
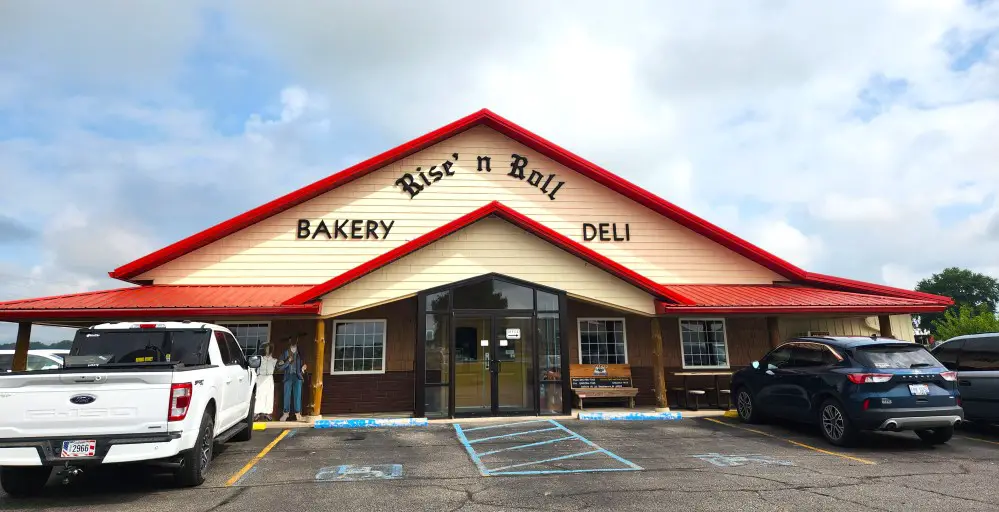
[847, 373, 893, 384]
[168, 383, 193, 422]
[940, 371, 958, 382]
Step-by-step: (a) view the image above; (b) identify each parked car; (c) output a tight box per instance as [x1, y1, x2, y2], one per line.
[0, 321, 260, 497]
[731, 336, 963, 446]
[0, 349, 68, 372]
[931, 333, 999, 424]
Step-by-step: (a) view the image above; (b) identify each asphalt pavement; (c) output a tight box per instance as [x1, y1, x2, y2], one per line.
[2, 417, 998, 511]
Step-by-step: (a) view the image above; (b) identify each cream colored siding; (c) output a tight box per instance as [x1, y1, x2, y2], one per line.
[137, 126, 784, 286]
[778, 315, 915, 342]
[319, 217, 655, 316]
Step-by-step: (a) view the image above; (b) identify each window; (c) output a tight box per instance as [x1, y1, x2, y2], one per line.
[218, 323, 270, 357]
[452, 278, 534, 310]
[578, 319, 627, 364]
[855, 344, 941, 369]
[932, 339, 964, 370]
[214, 331, 241, 366]
[764, 345, 794, 369]
[332, 320, 386, 374]
[790, 343, 840, 367]
[680, 319, 729, 369]
[957, 336, 999, 371]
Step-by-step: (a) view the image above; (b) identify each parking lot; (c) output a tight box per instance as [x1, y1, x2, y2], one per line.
[2, 417, 999, 511]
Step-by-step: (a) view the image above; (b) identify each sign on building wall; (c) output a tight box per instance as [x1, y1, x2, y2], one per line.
[394, 153, 566, 201]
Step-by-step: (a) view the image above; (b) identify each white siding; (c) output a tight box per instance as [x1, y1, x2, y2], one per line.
[137, 126, 785, 286]
[319, 217, 655, 316]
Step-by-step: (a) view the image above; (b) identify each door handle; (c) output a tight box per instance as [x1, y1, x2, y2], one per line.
[226, 378, 233, 384]
[765, 370, 775, 376]
[238, 376, 245, 382]
[959, 380, 971, 386]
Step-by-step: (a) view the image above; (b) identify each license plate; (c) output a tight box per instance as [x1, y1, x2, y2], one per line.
[61, 440, 96, 458]
[908, 383, 930, 396]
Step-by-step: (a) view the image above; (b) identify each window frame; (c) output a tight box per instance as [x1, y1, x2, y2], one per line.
[217, 321, 271, 357]
[576, 317, 629, 365]
[331, 319, 388, 375]
[679, 318, 731, 370]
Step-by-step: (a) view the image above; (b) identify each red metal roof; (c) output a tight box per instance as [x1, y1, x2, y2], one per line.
[656, 285, 949, 315]
[0, 285, 319, 320]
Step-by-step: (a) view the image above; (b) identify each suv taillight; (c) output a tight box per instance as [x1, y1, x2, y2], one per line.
[168, 383, 193, 422]
[847, 373, 893, 384]
[940, 371, 958, 382]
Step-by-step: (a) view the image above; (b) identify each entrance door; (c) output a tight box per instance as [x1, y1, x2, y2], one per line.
[453, 315, 535, 415]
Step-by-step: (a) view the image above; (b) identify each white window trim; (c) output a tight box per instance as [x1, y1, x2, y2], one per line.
[332, 319, 388, 375]
[217, 321, 272, 356]
[577, 317, 629, 365]
[679, 318, 731, 370]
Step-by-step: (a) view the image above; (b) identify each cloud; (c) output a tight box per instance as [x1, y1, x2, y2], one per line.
[0, 215, 32, 243]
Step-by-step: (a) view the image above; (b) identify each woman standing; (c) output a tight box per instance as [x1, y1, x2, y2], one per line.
[254, 344, 278, 421]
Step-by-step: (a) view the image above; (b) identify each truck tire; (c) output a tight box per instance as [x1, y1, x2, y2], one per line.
[233, 389, 255, 442]
[1, 466, 52, 498]
[175, 409, 214, 487]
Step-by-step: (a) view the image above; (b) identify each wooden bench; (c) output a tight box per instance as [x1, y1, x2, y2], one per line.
[569, 364, 640, 410]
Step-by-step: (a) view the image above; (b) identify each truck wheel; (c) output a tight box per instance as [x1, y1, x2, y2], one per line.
[915, 426, 953, 445]
[1, 466, 52, 498]
[175, 409, 214, 487]
[819, 399, 859, 447]
[233, 390, 255, 442]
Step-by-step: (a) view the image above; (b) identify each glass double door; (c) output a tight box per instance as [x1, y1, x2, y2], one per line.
[454, 315, 535, 415]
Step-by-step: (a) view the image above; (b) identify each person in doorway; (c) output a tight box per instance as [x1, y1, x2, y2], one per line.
[276, 336, 307, 421]
[254, 344, 278, 421]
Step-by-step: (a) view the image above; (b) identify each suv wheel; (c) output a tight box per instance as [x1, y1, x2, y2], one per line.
[915, 426, 953, 445]
[735, 388, 762, 424]
[0, 466, 52, 498]
[819, 399, 858, 447]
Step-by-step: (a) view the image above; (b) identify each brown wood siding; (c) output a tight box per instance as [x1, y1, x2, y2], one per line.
[566, 299, 656, 367]
[321, 372, 415, 414]
[331, 296, 417, 372]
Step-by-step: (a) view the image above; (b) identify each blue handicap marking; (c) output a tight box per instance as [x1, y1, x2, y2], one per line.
[577, 411, 682, 421]
[692, 453, 795, 468]
[314, 418, 428, 429]
[315, 464, 404, 481]
[454, 419, 642, 476]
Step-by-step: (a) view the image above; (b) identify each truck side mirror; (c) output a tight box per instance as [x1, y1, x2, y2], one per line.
[247, 355, 261, 369]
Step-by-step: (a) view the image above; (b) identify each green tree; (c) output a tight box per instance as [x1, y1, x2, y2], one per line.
[932, 305, 999, 341]
[915, 267, 999, 333]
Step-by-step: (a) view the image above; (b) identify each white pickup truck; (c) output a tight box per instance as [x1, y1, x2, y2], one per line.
[0, 321, 260, 497]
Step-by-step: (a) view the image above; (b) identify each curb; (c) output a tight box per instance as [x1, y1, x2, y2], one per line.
[577, 411, 683, 421]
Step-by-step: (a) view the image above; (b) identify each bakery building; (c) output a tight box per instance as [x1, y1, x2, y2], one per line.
[0, 109, 952, 418]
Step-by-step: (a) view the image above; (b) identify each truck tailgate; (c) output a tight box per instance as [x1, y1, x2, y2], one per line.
[0, 371, 173, 439]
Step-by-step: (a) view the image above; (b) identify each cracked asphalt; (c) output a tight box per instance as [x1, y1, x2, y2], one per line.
[2, 418, 999, 512]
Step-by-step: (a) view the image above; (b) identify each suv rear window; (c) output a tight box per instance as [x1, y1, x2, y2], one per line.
[66, 329, 211, 367]
[854, 344, 942, 369]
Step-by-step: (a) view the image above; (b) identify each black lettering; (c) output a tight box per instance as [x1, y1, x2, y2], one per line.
[428, 166, 443, 182]
[395, 173, 424, 198]
[508, 154, 527, 180]
[625, 224, 630, 241]
[311, 220, 332, 240]
[366, 220, 379, 239]
[443, 153, 457, 175]
[297, 219, 311, 239]
[379, 220, 395, 238]
[418, 169, 432, 186]
[527, 170, 544, 187]
[540, 173, 555, 193]
[547, 180, 565, 200]
[583, 223, 597, 241]
[477, 156, 492, 172]
[598, 223, 611, 241]
[351, 220, 363, 239]
[334, 219, 349, 239]
[612, 223, 625, 242]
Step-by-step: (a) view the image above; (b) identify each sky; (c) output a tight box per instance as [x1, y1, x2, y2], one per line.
[0, 1, 997, 342]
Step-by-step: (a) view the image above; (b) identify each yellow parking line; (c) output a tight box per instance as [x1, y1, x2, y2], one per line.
[959, 435, 999, 447]
[225, 429, 290, 486]
[703, 417, 876, 465]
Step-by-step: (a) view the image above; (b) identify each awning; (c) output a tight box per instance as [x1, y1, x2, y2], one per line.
[656, 284, 950, 315]
[0, 285, 320, 320]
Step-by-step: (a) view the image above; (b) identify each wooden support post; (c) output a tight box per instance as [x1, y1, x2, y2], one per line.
[766, 316, 781, 349]
[878, 315, 893, 339]
[650, 317, 669, 411]
[12, 322, 31, 372]
[311, 319, 326, 419]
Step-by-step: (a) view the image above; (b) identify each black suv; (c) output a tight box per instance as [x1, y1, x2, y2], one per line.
[931, 333, 999, 424]
[731, 336, 963, 446]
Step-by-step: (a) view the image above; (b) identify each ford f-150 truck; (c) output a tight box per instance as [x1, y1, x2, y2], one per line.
[0, 321, 260, 497]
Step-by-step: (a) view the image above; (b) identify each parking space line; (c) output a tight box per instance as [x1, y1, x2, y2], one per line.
[467, 427, 561, 443]
[225, 429, 292, 486]
[489, 449, 603, 472]
[702, 418, 876, 465]
[959, 435, 999, 447]
[462, 419, 550, 432]
[549, 421, 643, 470]
[453, 423, 490, 475]
[477, 435, 578, 456]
